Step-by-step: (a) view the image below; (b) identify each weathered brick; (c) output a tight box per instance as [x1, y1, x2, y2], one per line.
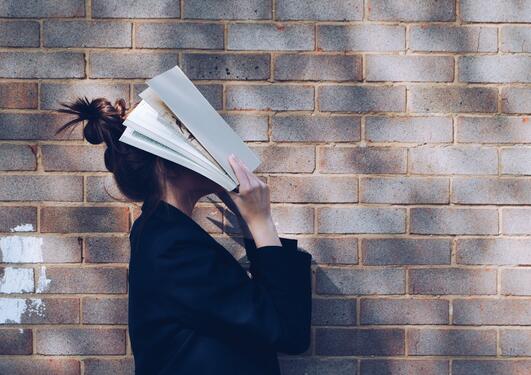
[409, 268, 496, 295]
[272, 206, 314, 234]
[274, 54, 362, 81]
[360, 177, 449, 204]
[312, 298, 357, 325]
[92, 0, 180, 18]
[319, 85, 406, 113]
[82, 297, 127, 324]
[0, 0, 84, 17]
[453, 299, 531, 325]
[365, 116, 453, 143]
[316, 267, 405, 295]
[501, 88, 531, 113]
[184, 0, 271, 19]
[41, 207, 130, 233]
[270, 176, 358, 203]
[0, 113, 82, 140]
[183, 53, 269, 80]
[252, 145, 314, 172]
[134, 82, 223, 109]
[501, 269, 531, 296]
[319, 146, 407, 174]
[0, 21, 39, 47]
[410, 25, 497, 52]
[0, 236, 81, 263]
[0, 175, 83, 202]
[457, 116, 531, 143]
[87, 175, 129, 203]
[315, 328, 404, 356]
[226, 84, 314, 110]
[228, 23, 314, 51]
[411, 208, 498, 235]
[362, 238, 451, 265]
[36, 328, 126, 355]
[361, 360, 449, 375]
[501, 26, 531, 52]
[369, 0, 455, 21]
[35, 267, 127, 294]
[0, 207, 36, 233]
[136, 23, 224, 49]
[453, 177, 531, 204]
[41, 82, 129, 110]
[84, 236, 130, 263]
[360, 298, 449, 325]
[272, 114, 360, 142]
[42, 145, 106, 172]
[409, 147, 497, 175]
[44, 20, 132, 48]
[318, 207, 406, 234]
[453, 360, 531, 375]
[0, 329, 32, 354]
[318, 25, 405, 52]
[408, 87, 498, 113]
[297, 237, 358, 264]
[90, 52, 177, 79]
[0, 52, 85, 79]
[367, 55, 454, 82]
[460, 0, 531, 22]
[0, 297, 79, 324]
[280, 358, 357, 375]
[0, 267, 34, 293]
[502, 208, 531, 234]
[459, 56, 531, 83]
[408, 328, 496, 356]
[0, 82, 37, 109]
[0, 358, 80, 375]
[457, 238, 531, 265]
[277, 0, 361, 20]
[221, 113, 268, 141]
[0, 144, 36, 171]
[83, 358, 134, 375]
[500, 329, 531, 356]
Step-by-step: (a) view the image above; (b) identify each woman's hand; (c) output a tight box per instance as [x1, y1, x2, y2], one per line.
[222, 154, 281, 248]
[215, 189, 253, 239]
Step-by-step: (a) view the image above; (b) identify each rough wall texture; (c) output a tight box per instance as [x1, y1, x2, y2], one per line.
[0, 0, 530, 374]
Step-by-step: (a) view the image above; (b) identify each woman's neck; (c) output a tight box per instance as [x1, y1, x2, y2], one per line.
[162, 185, 202, 218]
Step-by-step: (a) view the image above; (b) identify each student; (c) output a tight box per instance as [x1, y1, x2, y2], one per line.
[57, 97, 313, 375]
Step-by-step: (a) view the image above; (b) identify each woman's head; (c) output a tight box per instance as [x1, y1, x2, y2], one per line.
[55, 97, 222, 210]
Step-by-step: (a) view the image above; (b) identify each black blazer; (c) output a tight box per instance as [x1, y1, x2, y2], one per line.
[128, 199, 313, 375]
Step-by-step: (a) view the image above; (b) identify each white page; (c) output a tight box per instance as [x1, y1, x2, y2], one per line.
[124, 100, 232, 181]
[146, 65, 261, 183]
[118, 127, 237, 191]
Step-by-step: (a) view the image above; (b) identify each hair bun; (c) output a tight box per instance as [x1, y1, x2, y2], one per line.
[56, 96, 127, 145]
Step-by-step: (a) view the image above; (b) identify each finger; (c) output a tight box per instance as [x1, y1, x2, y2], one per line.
[228, 154, 251, 191]
[236, 157, 261, 186]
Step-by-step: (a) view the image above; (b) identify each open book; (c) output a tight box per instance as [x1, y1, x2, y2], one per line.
[118, 65, 261, 191]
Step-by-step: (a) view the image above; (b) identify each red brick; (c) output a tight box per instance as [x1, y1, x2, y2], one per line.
[42, 145, 107, 172]
[0, 297, 79, 324]
[0, 358, 80, 375]
[82, 297, 128, 324]
[0, 82, 37, 109]
[84, 236, 130, 263]
[453, 299, 531, 325]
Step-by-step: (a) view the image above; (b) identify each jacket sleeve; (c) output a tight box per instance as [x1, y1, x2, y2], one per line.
[159, 236, 312, 354]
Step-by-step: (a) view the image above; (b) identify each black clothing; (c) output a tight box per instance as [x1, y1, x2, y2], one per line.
[128, 199, 313, 375]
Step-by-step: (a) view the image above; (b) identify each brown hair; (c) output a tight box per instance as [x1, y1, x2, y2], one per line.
[55, 96, 185, 240]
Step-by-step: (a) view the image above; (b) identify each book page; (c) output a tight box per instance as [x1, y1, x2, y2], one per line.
[146, 65, 261, 183]
[139, 88, 225, 175]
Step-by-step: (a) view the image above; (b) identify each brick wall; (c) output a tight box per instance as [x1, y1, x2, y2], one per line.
[0, 1, 530, 374]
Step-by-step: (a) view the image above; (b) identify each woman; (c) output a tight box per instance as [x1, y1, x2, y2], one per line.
[56, 97, 313, 375]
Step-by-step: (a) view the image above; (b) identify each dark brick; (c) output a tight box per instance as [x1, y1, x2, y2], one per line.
[361, 360, 449, 375]
[0, 297, 79, 324]
[272, 114, 360, 142]
[409, 268, 497, 295]
[362, 238, 452, 265]
[0, 21, 39, 47]
[0, 175, 83, 202]
[297, 237, 358, 264]
[319, 146, 406, 174]
[35, 267, 127, 294]
[182, 53, 270, 80]
[408, 329, 496, 356]
[453, 360, 531, 375]
[40, 207, 130, 233]
[274, 54, 362, 81]
[44, 20, 132, 48]
[453, 299, 531, 325]
[92, 0, 180, 18]
[136, 22, 224, 49]
[277, 0, 362, 21]
[0, 113, 83, 140]
[36, 328, 126, 355]
[0, 329, 32, 354]
[82, 297, 128, 324]
[0, 0, 84, 17]
[40, 82, 129, 110]
[0, 52, 85, 79]
[90, 51, 177, 79]
[360, 298, 449, 325]
[0, 144, 36, 171]
[184, 0, 272, 20]
[316, 267, 405, 295]
[0, 359, 80, 375]
[0, 82, 38, 109]
[84, 236, 130, 263]
[319, 85, 406, 113]
[83, 358, 134, 375]
[0, 206, 37, 233]
[312, 298, 357, 326]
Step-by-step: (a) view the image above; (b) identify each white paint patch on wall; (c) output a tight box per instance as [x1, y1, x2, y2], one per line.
[0, 236, 44, 263]
[10, 224, 34, 232]
[0, 268, 34, 294]
[0, 298, 45, 324]
[36, 266, 51, 293]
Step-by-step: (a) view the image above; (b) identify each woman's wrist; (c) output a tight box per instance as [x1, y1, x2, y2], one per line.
[246, 215, 282, 248]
